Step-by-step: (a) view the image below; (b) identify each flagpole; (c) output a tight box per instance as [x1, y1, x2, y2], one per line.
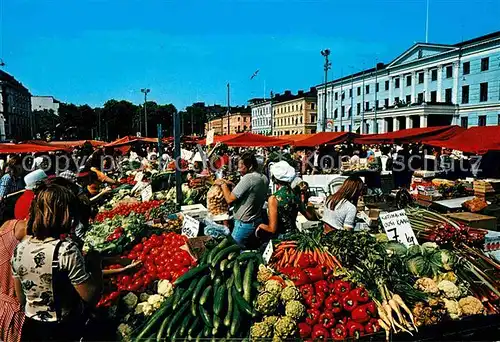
[227, 83, 230, 135]
[425, 0, 430, 43]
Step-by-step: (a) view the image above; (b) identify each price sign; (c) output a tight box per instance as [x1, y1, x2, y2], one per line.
[182, 215, 200, 238]
[262, 242, 274, 264]
[141, 185, 153, 202]
[206, 129, 215, 146]
[380, 210, 419, 247]
[134, 172, 144, 182]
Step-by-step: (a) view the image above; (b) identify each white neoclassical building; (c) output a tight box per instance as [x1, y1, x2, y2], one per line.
[249, 98, 272, 135]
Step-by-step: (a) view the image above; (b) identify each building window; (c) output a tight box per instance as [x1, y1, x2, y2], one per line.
[365, 85, 370, 94]
[238, 117, 241, 121]
[348, 107, 352, 117]
[385, 80, 389, 91]
[384, 98, 389, 107]
[349, 89, 353, 98]
[446, 65, 453, 78]
[334, 109, 338, 119]
[395, 78, 400, 89]
[341, 106, 345, 116]
[406, 75, 412, 87]
[480, 82, 488, 102]
[431, 69, 437, 81]
[243, 117, 247, 122]
[394, 96, 400, 104]
[311, 103, 315, 110]
[376, 83, 379, 92]
[461, 117, 468, 128]
[406, 95, 411, 103]
[418, 72, 424, 84]
[357, 87, 361, 96]
[478, 115, 487, 127]
[335, 92, 338, 100]
[498, 115, 500, 126]
[417, 93, 424, 103]
[341, 92, 345, 100]
[375, 100, 379, 109]
[431, 91, 437, 102]
[357, 103, 361, 115]
[481, 57, 489, 71]
[463, 61, 470, 75]
[445, 88, 452, 103]
[461, 85, 469, 104]
[365, 102, 370, 111]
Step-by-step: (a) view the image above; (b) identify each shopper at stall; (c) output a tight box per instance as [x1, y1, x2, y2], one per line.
[14, 170, 48, 221]
[256, 161, 316, 241]
[0, 220, 27, 342]
[322, 175, 363, 232]
[0, 156, 24, 221]
[11, 183, 102, 341]
[215, 152, 268, 247]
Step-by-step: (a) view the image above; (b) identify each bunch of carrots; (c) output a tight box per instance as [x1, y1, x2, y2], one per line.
[270, 240, 343, 271]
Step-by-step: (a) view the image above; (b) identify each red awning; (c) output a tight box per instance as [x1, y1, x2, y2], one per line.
[277, 134, 313, 142]
[293, 132, 354, 147]
[353, 126, 464, 145]
[0, 143, 63, 154]
[202, 132, 292, 147]
[425, 126, 500, 154]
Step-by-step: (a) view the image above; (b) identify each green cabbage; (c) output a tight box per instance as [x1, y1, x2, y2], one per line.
[385, 241, 407, 256]
[406, 256, 432, 277]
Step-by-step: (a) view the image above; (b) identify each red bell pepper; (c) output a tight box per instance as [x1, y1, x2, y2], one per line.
[304, 267, 324, 283]
[298, 253, 316, 268]
[290, 268, 311, 286]
[300, 284, 315, 298]
[351, 304, 372, 323]
[298, 322, 312, 338]
[305, 293, 323, 310]
[319, 311, 336, 329]
[346, 321, 365, 339]
[350, 287, 370, 303]
[333, 280, 352, 296]
[364, 301, 377, 316]
[324, 294, 343, 314]
[341, 293, 358, 312]
[311, 324, 330, 342]
[331, 324, 348, 341]
[364, 318, 381, 334]
[314, 280, 330, 296]
[305, 308, 321, 326]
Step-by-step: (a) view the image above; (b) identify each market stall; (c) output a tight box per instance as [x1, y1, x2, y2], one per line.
[353, 126, 464, 145]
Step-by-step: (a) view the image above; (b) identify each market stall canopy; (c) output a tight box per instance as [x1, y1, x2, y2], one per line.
[293, 132, 354, 147]
[202, 132, 293, 147]
[26, 140, 105, 148]
[198, 134, 239, 145]
[353, 125, 464, 145]
[425, 126, 500, 154]
[277, 134, 313, 142]
[0, 143, 63, 154]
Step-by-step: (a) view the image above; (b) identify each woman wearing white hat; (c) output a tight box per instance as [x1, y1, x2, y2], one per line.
[256, 161, 317, 240]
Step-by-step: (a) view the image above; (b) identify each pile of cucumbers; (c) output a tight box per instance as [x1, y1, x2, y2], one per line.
[134, 237, 263, 341]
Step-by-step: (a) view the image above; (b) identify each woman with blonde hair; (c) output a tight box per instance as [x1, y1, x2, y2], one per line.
[322, 176, 363, 232]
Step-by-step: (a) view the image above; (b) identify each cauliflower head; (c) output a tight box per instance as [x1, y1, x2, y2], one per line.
[285, 300, 306, 320]
[255, 292, 279, 315]
[280, 286, 301, 303]
[117, 323, 133, 341]
[250, 321, 273, 339]
[157, 280, 174, 297]
[136, 302, 154, 316]
[257, 264, 274, 283]
[437, 280, 461, 299]
[458, 296, 485, 316]
[414, 277, 439, 294]
[274, 316, 297, 338]
[265, 280, 283, 296]
[443, 299, 461, 320]
[147, 294, 165, 309]
[263, 315, 280, 326]
[122, 292, 138, 310]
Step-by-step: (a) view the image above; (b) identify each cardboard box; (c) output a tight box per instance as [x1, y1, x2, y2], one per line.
[181, 204, 208, 220]
[296, 214, 322, 232]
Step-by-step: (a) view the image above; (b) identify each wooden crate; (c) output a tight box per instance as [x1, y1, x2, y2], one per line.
[446, 212, 498, 231]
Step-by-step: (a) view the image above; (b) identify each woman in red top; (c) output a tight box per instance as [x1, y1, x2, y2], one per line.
[0, 220, 27, 342]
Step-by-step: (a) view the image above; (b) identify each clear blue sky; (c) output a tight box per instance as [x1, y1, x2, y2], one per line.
[1, 0, 499, 110]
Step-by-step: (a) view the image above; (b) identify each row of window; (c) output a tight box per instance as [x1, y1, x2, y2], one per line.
[253, 119, 271, 126]
[253, 107, 271, 116]
[328, 57, 492, 99]
[274, 103, 316, 115]
[273, 114, 317, 126]
[460, 114, 498, 129]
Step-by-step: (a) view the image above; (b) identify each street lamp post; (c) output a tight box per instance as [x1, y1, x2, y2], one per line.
[141, 88, 150, 137]
[321, 49, 331, 132]
[270, 91, 274, 136]
[227, 83, 231, 135]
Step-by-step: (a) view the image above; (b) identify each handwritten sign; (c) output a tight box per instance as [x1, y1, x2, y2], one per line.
[380, 210, 419, 247]
[206, 129, 215, 146]
[141, 185, 153, 202]
[134, 172, 144, 182]
[262, 242, 274, 264]
[182, 215, 200, 238]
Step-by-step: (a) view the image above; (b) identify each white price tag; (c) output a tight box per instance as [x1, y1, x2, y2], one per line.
[262, 242, 274, 264]
[134, 172, 144, 182]
[182, 215, 200, 238]
[380, 210, 419, 247]
[206, 129, 215, 145]
[141, 185, 153, 202]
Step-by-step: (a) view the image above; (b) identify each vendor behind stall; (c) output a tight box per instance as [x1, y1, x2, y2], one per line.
[322, 175, 363, 232]
[214, 152, 268, 247]
[256, 161, 317, 241]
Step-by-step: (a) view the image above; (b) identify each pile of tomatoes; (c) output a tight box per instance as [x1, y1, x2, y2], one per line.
[95, 200, 163, 222]
[119, 175, 137, 186]
[98, 232, 195, 307]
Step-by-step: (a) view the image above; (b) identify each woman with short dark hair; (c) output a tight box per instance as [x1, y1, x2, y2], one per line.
[11, 183, 102, 342]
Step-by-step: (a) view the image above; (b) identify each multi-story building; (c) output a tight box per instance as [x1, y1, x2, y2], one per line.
[205, 110, 252, 135]
[273, 89, 318, 136]
[249, 98, 272, 135]
[317, 31, 500, 133]
[31, 96, 60, 115]
[0, 70, 32, 140]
